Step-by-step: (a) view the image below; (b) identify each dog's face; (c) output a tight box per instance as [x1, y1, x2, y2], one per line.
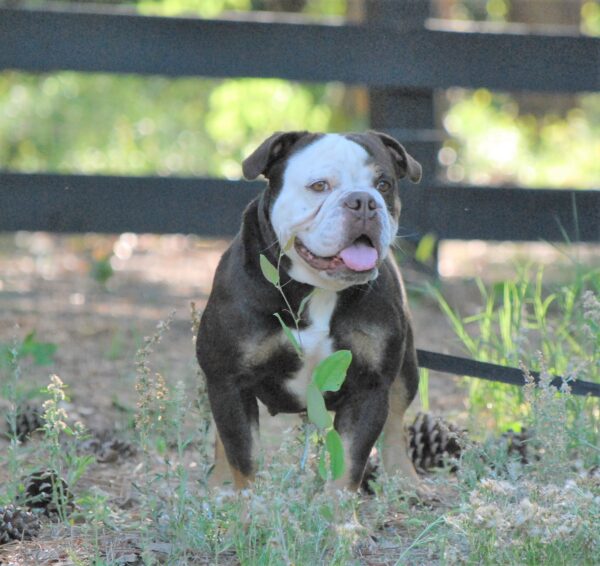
[243, 131, 421, 290]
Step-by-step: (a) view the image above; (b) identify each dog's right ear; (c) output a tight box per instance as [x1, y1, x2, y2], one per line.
[242, 131, 309, 180]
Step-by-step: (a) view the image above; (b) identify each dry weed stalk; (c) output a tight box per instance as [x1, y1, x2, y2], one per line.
[134, 313, 174, 440]
[522, 356, 570, 482]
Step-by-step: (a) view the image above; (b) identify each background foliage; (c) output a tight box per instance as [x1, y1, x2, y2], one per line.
[0, 0, 598, 186]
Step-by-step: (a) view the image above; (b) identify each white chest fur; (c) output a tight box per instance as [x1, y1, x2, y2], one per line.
[285, 288, 337, 404]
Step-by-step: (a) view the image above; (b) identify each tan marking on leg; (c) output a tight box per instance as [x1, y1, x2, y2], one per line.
[381, 378, 419, 486]
[210, 423, 259, 490]
[231, 467, 255, 490]
[208, 429, 231, 488]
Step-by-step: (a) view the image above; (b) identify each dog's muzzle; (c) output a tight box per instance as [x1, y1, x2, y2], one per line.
[294, 190, 384, 274]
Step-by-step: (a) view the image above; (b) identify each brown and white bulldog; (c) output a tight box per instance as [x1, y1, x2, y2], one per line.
[197, 131, 422, 491]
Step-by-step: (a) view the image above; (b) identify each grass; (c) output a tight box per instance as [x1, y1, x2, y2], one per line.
[0, 266, 599, 564]
[431, 263, 600, 436]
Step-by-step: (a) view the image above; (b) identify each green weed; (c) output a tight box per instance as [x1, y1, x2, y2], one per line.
[1, 267, 599, 564]
[89, 254, 115, 287]
[431, 265, 600, 434]
[1, 331, 57, 367]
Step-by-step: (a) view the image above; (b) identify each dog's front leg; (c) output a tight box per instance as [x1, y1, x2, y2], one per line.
[330, 386, 389, 492]
[207, 381, 259, 490]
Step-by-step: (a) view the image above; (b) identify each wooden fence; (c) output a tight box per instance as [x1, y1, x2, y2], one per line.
[0, 2, 598, 241]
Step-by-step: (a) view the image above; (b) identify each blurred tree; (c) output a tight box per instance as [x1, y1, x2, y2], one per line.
[0, 0, 358, 177]
[0, 0, 597, 190]
[0, 72, 363, 177]
[434, 0, 599, 188]
[441, 89, 600, 187]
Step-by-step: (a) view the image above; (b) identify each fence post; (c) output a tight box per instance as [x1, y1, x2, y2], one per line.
[366, 0, 441, 270]
[366, 0, 439, 181]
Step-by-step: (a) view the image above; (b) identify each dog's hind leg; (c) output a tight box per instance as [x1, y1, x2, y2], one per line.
[381, 339, 420, 486]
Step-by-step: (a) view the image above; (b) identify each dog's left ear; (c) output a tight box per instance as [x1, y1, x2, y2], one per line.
[369, 130, 422, 183]
[242, 131, 309, 180]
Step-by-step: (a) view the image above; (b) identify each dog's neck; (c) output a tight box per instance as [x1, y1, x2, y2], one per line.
[241, 193, 315, 318]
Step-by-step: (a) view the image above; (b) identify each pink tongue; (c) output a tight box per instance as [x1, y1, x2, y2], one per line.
[339, 242, 378, 272]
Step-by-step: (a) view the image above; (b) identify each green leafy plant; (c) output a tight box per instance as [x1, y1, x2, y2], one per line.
[1, 332, 57, 367]
[39, 374, 92, 521]
[310, 350, 351, 480]
[89, 253, 114, 287]
[259, 244, 351, 481]
[431, 264, 600, 435]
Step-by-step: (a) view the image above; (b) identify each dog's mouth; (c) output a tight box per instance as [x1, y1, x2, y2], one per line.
[294, 235, 379, 273]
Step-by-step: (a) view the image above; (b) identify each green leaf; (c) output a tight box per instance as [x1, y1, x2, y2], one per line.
[307, 382, 332, 429]
[155, 436, 167, 456]
[90, 256, 114, 285]
[0, 345, 10, 366]
[30, 343, 58, 366]
[297, 290, 315, 318]
[19, 332, 57, 366]
[62, 425, 75, 436]
[415, 233, 438, 263]
[313, 350, 352, 392]
[273, 314, 303, 358]
[325, 429, 345, 480]
[22, 331, 36, 348]
[319, 503, 334, 521]
[283, 235, 296, 253]
[259, 254, 279, 286]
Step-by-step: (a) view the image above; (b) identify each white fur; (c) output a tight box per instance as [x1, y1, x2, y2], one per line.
[270, 134, 397, 291]
[285, 288, 337, 404]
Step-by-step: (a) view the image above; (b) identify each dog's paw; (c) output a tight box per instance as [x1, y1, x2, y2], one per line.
[414, 480, 439, 503]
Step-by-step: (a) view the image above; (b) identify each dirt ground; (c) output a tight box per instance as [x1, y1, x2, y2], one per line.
[2, 233, 600, 436]
[0, 233, 474, 432]
[1, 232, 598, 564]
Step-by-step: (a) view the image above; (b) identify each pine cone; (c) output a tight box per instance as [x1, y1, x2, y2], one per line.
[360, 412, 465, 492]
[97, 437, 136, 463]
[408, 412, 464, 473]
[500, 428, 531, 464]
[76, 430, 137, 463]
[360, 457, 379, 495]
[0, 504, 41, 544]
[12, 403, 44, 441]
[18, 469, 73, 517]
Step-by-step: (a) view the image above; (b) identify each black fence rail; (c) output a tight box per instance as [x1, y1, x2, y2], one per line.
[0, 3, 599, 241]
[2, 6, 598, 91]
[1, 172, 598, 241]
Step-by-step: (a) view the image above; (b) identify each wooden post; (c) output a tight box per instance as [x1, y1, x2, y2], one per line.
[366, 0, 438, 183]
[366, 0, 440, 271]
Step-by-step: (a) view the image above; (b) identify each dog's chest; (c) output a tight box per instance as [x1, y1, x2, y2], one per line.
[285, 289, 337, 404]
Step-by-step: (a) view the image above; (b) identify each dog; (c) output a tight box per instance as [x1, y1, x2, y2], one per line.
[197, 130, 422, 491]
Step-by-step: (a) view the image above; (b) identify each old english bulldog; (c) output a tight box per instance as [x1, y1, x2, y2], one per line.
[197, 130, 422, 491]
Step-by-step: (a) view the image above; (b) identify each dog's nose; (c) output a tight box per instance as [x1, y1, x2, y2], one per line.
[343, 191, 380, 217]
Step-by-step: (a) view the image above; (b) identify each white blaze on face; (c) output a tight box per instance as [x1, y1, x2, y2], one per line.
[270, 134, 397, 290]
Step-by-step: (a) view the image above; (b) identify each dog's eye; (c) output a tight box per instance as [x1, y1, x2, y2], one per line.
[376, 179, 392, 193]
[308, 180, 330, 193]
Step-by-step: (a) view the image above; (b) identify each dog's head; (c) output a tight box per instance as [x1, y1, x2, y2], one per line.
[243, 131, 421, 290]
